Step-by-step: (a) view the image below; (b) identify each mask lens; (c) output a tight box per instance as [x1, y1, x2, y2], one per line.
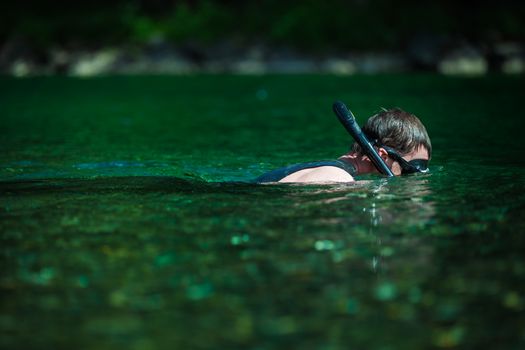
[401, 159, 429, 174]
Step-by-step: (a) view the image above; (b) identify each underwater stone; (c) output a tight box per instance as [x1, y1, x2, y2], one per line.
[375, 282, 398, 301]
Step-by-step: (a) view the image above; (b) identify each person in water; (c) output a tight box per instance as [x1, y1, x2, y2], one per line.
[256, 108, 431, 183]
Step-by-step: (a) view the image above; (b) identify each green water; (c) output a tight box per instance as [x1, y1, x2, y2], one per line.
[1, 75, 525, 349]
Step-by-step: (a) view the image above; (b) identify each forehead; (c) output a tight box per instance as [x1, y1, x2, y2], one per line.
[405, 145, 430, 161]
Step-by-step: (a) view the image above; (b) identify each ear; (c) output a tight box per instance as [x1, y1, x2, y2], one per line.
[378, 147, 389, 162]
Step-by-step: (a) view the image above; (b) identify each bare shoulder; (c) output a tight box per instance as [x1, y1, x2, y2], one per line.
[279, 166, 354, 183]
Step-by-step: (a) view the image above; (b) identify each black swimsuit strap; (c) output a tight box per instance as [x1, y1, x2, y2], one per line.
[255, 159, 357, 183]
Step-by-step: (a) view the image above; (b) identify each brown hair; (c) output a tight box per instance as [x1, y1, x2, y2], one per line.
[351, 108, 432, 158]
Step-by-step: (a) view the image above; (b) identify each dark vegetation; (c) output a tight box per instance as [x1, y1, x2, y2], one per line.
[2, 0, 524, 52]
[1, 1, 524, 74]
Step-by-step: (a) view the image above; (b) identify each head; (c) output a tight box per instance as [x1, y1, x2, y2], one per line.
[351, 108, 432, 176]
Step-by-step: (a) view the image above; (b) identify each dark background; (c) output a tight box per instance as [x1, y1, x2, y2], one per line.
[1, 0, 524, 73]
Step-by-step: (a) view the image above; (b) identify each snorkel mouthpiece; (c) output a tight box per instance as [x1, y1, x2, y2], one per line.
[333, 101, 394, 177]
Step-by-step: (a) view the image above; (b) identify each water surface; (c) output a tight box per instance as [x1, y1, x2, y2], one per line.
[1, 75, 525, 349]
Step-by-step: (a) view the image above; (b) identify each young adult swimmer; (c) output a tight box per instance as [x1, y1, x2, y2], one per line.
[255, 107, 432, 183]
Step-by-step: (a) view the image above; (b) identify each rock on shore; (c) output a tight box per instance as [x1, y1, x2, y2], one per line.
[2, 39, 524, 77]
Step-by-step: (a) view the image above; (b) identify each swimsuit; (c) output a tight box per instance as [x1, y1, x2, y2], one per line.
[255, 159, 357, 183]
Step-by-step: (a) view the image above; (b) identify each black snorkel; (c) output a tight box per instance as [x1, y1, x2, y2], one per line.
[333, 101, 394, 177]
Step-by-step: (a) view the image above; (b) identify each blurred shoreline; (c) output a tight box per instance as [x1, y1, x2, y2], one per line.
[3, 39, 524, 77]
[3, 1, 525, 77]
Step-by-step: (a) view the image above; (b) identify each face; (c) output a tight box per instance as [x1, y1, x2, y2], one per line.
[382, 145, 430, 176]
